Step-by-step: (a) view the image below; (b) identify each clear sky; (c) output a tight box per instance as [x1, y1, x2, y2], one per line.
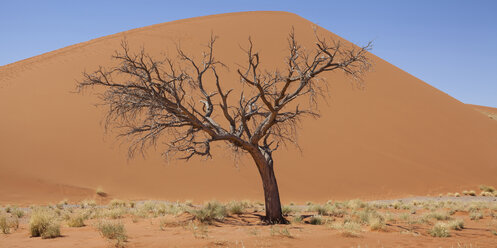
[1, 0, 496, 107]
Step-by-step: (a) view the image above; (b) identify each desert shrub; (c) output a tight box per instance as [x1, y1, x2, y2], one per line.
[462, 190, 476, 196]
[369, 215, 386, 231]
[109, 199, 127, 208]
[10, 207, 24, 218]
[67, 213, 85, 227]
[98, 221, 127, 243]
[96, 187, 107, 197]
[347, 199, 367, 209]
[81, 199, 97, 208]
[29, 208, 61, 239]
[480, 185, 496, 193]
[330, 221, 362, 237]
[469, 211, 483, 220]
[105, 207, 127, 219]
[0, 214, 10, 234]
[190, 201, 227, 224]
[429, 222, 450, 237]
[427, 211, 451, 221]
[227, 201, 247, 215]
[480, 191, 494, 197]
[454, 193, 461, 197]
[309, 215, 323, 225]
[281, 205, 295, 216]
[447, 219, 464, 230]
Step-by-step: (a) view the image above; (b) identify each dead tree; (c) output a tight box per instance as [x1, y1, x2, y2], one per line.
[78, 29, 371, 223]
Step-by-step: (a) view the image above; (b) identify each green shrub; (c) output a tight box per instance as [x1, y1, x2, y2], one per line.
[29, 208, 61, 239]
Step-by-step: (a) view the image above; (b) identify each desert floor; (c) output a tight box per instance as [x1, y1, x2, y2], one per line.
[2, 197, 497, 248]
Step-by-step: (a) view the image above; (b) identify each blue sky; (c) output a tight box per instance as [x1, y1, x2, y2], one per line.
[1, 0, 496, 107]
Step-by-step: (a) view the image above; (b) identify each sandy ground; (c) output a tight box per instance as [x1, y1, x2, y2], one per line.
[2, 199, 497, 248]
[1, 11, 497, 204]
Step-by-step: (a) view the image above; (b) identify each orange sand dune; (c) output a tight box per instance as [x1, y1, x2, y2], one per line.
[1, 11, 497, 205]
[467, 104, 497, 121]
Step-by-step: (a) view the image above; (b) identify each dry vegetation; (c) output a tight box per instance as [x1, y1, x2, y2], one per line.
[2, 190, 497, 247]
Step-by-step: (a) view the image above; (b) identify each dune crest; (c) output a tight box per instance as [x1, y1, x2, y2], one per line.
[1, 11, 496, 204]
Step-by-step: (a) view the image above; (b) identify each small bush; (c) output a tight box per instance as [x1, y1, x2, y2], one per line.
[81, 199, 97, 208]
[96, 187, 107, 197]
[469, 211, 483, 220]
[480, 185, 496, 193]
[429, 222, 450, 237]
[281, 205, 294, 216]
[427, 211, 451, 221]
[447, 219, 464, 230]
[480, 191, 494, 197]
[369, 216, 386, 231]
[98, 221, 127, 243]
[10, 208, 24, 218]
[29, 208, 61, 239]
[109, 199, 127, 208]
[190, 201, 227, 224]
[330, 222, 361, 237]
[309, 215, 323, 225]
[227, 201, 246, 215]
[0, 214, 10, 234]
[67, 214, 85, 227]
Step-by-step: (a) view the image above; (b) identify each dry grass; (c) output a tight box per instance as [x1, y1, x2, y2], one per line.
[29, 208, 61, 239]
[190, 201, 227, 224]
[97, 220, 127, 247]
[429, 222, 450, 237]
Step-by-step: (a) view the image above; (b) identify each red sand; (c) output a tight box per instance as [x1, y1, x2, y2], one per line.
[1, 11, 497, 205]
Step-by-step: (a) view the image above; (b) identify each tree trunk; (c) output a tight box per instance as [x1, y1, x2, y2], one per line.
[250, 149, 287, 224]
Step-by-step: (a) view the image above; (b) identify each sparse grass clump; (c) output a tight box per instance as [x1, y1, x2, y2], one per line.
[188, 221, 209, 239]
[227, 201, 247, 215]
[469, 211, 483, 220]
[462, 190, 476, 196]
[479, 185, 496, 193]
[281, 205, 295, 216]
[0, 214, 10, 234]
[368, 215, 386, 231]
[427, 211, 452, 221]
[81, 199, 97, 208]
[447, 219, 464, 230]
[309, 215, 323, 225]
[29, 208, 61, 239]
[109, 199, 127, 208]
[98, 221, 127, 246]
[270, 226, 293, 238]
[190, 201, 227, 224]
[67, 213, 85, 227]
[429, 222, 450, 237]
[329, 221, 362, 237]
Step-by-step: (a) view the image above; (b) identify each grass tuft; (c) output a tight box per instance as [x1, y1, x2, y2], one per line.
[29, 208, 61, 239]
[429, 222, 450, 237]
[190, 201, 227, 224]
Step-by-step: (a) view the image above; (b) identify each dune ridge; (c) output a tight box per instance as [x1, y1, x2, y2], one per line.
[1, 11, 496, 205]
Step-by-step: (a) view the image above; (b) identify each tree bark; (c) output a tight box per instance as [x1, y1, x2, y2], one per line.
[250, 148, 287, 224]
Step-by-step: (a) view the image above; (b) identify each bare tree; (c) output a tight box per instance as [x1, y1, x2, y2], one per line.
[78, 29, 371, 223]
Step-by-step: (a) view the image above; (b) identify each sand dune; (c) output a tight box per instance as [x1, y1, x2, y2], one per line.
[1, 11, 496, 205]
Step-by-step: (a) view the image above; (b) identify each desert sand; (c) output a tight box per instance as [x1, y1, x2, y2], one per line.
[1, 11, 497, 206]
